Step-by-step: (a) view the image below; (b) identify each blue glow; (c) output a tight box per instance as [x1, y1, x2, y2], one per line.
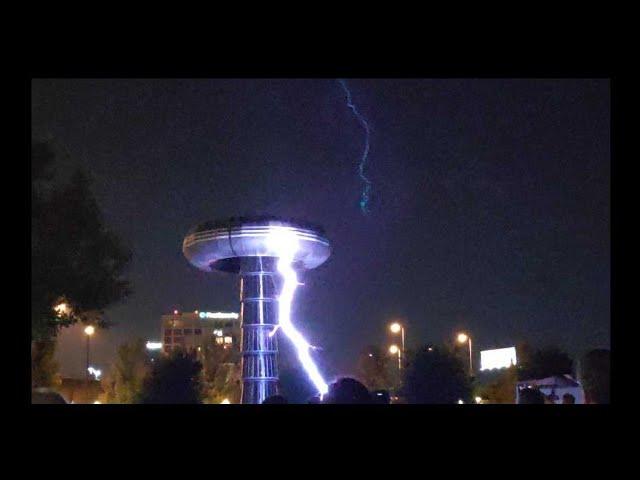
[337, 79, 373, 214]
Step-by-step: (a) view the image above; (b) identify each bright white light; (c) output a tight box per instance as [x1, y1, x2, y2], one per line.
[221, 398, 230, 404]
[389, 344, 399, 355]
[390, 322, 402, 333]
[84, 325, 95, 336]
[267, 226, 329, 397]
[457, 333, 469, 344]
[87, 367, 101, 380]
[199, 312, 239, 319]
[53, 302, 69, 316]
[480, 347, 517, 371]
[213, 329, 223, 337]
[146, 341, 162, 350]
[93, 401, 101, 404]
[475, 396, 482, 404]
[457, 399, 464, 404]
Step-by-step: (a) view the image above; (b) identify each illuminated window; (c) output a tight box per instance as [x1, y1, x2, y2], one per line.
[224, 336, 233, 344]
[215, 337, 224, 345]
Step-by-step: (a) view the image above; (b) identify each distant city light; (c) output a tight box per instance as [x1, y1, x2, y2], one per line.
[457, 333, 469, 344]
[213, 329, 223, 337]
[146, 341, 163, 350]
[457, 399, 464, 404]
[84, 325, 95, 336]
[199, 311, 239, 319]
[87, 367, 101, 380]
[389, 322, 402, 333]
[94, 401, 101, 404]
[221, 398, 230, 404]
[173, 310, 179, 315]
[475, 396, 483, 404]
[480, 347, 517, 371]
[389, 344, 399, 355]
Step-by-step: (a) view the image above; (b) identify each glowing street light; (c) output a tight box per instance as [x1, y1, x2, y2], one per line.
[456, 332, 473, 376]
[84, 325, 95, 382]
[389, 344, 401, 371]
[389, 321, 406, 369]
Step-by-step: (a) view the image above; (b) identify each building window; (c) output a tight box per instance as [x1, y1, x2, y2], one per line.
[164, 329, 172, 335]
[224, 336, 233, 344]
[164, 337, 172, 344]
[173, 329, 183, 335]
[184, 329, 193, 335]
[194, 329, 202, 335]
[215, 337, 224, 345]
[174, 337, 184, 344]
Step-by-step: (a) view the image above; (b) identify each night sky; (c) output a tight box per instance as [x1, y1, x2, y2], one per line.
[31, 79, 610, 379]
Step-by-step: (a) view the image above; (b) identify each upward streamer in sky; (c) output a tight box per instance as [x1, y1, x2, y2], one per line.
[337, 79, 373, 214]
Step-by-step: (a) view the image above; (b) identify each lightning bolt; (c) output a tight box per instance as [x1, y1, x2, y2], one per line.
[267, 227, 329, 397]
[337, 78, 373, 214]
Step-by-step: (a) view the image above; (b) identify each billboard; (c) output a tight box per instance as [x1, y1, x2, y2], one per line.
[480, 347, 517, 371]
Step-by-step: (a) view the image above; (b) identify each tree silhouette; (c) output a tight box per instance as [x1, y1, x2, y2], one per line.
[578, 349, 609, 404]
[31, 139, 132, 341]
[518, 346, 573, 380]
[401, 346, 471, 404]
[140, 350, 203, 404]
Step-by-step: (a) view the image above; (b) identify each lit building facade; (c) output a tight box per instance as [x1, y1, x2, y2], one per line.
[161, 310, 240, 357]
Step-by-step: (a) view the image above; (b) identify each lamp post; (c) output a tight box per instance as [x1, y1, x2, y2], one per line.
[389, 344, 401, 372]
[389, 322, 405, 369]
[456, 332, 473, 376]
[84, 325, 95, 382]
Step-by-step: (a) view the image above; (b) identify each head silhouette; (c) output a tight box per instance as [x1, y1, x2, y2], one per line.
[324, 378, 372, 404]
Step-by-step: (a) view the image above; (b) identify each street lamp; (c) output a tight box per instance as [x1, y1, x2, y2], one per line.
[456, 332, 473, 376]
[389, 321, 405, 366]
[84, 325, 95, 382]
[389, 344, 401, 371]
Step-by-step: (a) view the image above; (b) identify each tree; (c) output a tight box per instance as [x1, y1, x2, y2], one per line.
[356, 345, 393, 392]
[578, 349, 610, 404]
[31, 138, 132, 341]
[101, 338, 151, 404]
[401, 346, 471, 404]
[140, 350, 203, 404]
[201, 343, 241, 404]
[476, 366, 518, 404]
[31, 339, 62, 389]
[518, 345, 573, 380]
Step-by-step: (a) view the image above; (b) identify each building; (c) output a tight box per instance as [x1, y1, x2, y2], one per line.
[161, 310, 240, 358]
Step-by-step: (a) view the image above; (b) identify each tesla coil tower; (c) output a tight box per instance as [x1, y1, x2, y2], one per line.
[183, 216, 331, 404]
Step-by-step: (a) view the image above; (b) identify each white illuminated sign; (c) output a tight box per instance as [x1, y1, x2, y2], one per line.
[146, 341, 163, 350]
[480, 347, 517, 371]
[87, 367, 102, 380]
[198, 312, 239, 319]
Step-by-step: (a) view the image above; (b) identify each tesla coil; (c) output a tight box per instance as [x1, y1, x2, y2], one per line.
[183, 216, 331, 404]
